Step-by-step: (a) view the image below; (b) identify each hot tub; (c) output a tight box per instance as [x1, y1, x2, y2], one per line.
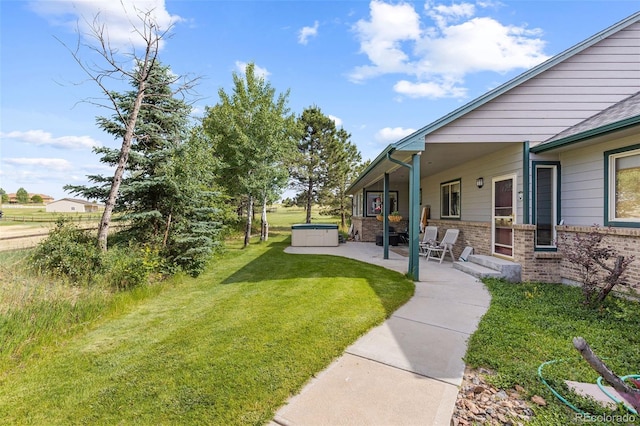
[291, 223, 339, 247]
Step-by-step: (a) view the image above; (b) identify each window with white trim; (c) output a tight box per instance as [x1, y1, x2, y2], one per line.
[607, 146, 640, 224]
[440, 179, 461, 219]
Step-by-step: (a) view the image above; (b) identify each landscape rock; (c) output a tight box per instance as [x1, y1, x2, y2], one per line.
[451, 367, 534, 425]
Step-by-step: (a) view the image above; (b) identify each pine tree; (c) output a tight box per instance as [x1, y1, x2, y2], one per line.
[290, 106, 337, 223]
[66, 63, 224, 276]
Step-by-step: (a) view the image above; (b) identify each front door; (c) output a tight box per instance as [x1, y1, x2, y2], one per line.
[492, 175, 516, 257]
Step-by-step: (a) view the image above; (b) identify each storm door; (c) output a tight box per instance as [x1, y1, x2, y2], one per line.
[492, 175, 516, 257]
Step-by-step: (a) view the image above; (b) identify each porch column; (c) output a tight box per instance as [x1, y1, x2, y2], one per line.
[408, 153, 421, 281]
[383, 172, 390, 259]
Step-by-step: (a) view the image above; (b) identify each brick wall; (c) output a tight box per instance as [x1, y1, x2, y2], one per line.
[426, 220, 491, 258]
[351, 216, 408, 242]
[513, 225, 562, 283]
[557, 225, 640, 293]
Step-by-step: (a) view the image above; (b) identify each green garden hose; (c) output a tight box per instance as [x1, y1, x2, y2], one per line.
[538, 359, 589, 415]
[596, 374, 640, 415]
[539, 359, 639, 415]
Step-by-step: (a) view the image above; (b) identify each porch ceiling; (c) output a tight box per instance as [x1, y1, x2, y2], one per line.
[350, 142, 510, 192]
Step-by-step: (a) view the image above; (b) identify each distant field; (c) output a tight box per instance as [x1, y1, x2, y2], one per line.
[0, 207, 102, 225]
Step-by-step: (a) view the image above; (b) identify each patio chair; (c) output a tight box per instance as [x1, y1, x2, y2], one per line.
[418, 226, 438, 257]
[424, 228, 459, 264]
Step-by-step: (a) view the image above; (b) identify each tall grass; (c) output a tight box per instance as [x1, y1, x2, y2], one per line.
[0, 249, 165, 372]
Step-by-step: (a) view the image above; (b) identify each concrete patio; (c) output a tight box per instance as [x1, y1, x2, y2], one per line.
[271, 241, 491, 425]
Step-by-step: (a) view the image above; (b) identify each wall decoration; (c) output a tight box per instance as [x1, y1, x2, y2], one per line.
[365, 191, 398, 217]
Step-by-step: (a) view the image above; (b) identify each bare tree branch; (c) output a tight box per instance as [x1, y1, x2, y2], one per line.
[57, 3, 198, 250]
[573, 337, 640, 412]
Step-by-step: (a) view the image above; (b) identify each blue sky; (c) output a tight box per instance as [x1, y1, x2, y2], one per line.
[1, 0, 639, 200]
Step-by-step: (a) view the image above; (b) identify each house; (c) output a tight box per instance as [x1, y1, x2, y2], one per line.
[6, 193, 54, 204]
[45, 198, 102, 213]
[347, 11, 640, 292]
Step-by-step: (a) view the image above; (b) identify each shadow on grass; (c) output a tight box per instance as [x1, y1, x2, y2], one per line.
[221, 234, 414, 317]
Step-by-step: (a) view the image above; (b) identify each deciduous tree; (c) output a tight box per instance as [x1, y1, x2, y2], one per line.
[16, 188, 29, 204]
[203, 63, 297, 246]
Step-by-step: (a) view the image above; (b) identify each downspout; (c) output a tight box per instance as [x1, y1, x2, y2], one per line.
[387, 149, 421, 281]
[523, 141, 530, 224]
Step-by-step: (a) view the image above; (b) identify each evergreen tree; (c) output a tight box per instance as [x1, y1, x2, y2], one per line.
[320, 128, 364, 228]
[66, 63, 223, 276]
[290, 106, 337, 223]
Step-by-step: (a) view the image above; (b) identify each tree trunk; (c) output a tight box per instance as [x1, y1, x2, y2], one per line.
[596, 255, 626, 303]
[97, 78, 147, 251]
[306, 179, 313, 223]
[260, 195, 269, 242]
[573, 337, 640, 412]
[244, 195, 253, 247]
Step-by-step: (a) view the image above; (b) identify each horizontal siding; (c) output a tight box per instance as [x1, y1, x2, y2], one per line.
[506, 85, 635, 95]
[426, 21, 640, 145]
[566, 54, 640, 64]
[422, 144, 523, 223]
[559, 133, 638, 226]
[426, 129, 573, 143]
[479, 101, 620, 111]
[551, 60, 640, 71]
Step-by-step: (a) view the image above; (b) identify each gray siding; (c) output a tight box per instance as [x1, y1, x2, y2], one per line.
[558, 133, 638, 225]
[422, 144, 523, 223]
[425, 22, 640, 145]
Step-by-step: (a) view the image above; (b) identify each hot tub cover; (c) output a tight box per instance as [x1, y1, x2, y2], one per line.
[291, 223, 338, 230]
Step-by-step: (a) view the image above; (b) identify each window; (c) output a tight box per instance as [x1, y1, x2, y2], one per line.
[440, 179, 461, 219]
[605, 145, 640, 227]
[365, 191, 398, 217]
[533, 162, 560, 249]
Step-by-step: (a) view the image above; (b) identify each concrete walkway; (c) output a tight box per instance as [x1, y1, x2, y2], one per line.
[270, 242, 491, 426]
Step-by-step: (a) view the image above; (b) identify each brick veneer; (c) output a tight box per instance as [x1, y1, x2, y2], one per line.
[426, 220, 491, 258]
[351, 216, 408, 242]
[353, 218, 639, 292]
[556, 225, 640, 293]
[513, 224, 562, 283]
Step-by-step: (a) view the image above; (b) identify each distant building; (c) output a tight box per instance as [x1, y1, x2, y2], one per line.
[45, 198, 103, 213]
[6, 193, 54, 204]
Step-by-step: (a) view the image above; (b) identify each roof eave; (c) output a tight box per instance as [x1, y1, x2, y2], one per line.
[392, 11, 640, 148]
[531, 116, 640, 153]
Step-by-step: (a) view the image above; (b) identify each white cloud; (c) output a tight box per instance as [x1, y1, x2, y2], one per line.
[351, 1, 550, 98]
[298, 21, 319, 45]
[4, 158, 73, 171]
[394, 79, 466, 99]
[416, 16, 548, 76]
[1, 130, 101, 150]
[235, 61, 271, 79]
[29, 0, 182, 50]
[375, 127, 416, 144]
[350, 1, 421, 82]
[328, 115, 343, 127]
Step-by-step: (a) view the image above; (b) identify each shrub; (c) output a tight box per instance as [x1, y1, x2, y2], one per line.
[101, 246, 151, 290]
[559, 226, 634, 306]
[30, 219, 102, 284]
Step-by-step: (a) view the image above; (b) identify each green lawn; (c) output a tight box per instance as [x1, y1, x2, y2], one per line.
[466, 279, 640, 425]
[0, 225, 414, 424]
